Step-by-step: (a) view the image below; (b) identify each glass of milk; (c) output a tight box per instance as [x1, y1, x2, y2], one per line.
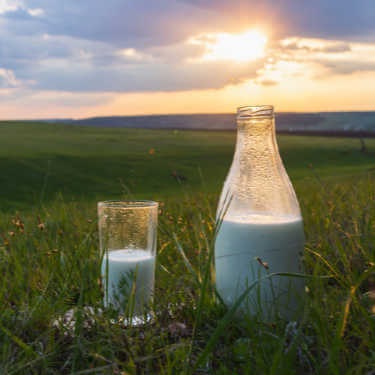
[215, 105, 305, 321]
[98, 200, 158, 325]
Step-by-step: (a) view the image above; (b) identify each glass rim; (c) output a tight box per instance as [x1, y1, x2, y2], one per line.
[237, 105, 274, 119]
[98, 200, 158, 209]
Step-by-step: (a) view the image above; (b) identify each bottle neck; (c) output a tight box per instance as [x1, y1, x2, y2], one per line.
[230, 114, 298, 217]
[235, 115, 279, 166]
[217, 105, 301, 220]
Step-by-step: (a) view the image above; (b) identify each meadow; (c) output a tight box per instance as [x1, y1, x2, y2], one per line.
[0, 121, 374, 373]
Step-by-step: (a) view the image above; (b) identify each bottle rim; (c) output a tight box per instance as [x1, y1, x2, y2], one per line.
[237, 105, 274, 119]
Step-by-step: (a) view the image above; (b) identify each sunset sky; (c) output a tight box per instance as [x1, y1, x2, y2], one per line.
[1, 0, 375, 119]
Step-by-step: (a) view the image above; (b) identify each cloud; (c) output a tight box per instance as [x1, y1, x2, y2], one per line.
[0, 0, 44, 20]
[2, 0, 215, 48]
[255, 79, 279, 87]
[27, 8, 44, 17]
[317, 60, 375, 75]
[0, 87, 115, 108]
[180, 0, 375, 42]
[0, 0, 23, 14]
[9, 0, 372, 50]
[0, 68, 21, 87]
[275, 37, 375, 76]
[0, 0, 375, 99]
[30, 91, 115, 108]
[280, 38, 352, 53]
[26, 57, 264, 92]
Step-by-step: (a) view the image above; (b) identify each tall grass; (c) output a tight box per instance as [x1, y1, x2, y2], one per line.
[0, 171, 374, 373]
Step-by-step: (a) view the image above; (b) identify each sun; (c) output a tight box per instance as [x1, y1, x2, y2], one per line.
[191, 29, 268, 63]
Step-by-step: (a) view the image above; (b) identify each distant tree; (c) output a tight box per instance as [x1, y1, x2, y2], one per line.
[358, 130, 367, 153]
[359, 137, 367, 153]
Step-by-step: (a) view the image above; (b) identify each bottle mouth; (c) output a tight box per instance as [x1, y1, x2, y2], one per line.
[237, 105, 274, 119]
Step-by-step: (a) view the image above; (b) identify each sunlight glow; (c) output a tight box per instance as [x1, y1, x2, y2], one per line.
[255, 60, 308, 84]
[191, 29, 267, 62]
[117, 48, 151, 62]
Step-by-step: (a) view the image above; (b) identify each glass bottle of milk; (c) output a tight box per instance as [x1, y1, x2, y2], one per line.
[215, 105, 305, 320]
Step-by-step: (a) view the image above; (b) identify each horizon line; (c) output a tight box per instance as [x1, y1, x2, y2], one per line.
[2, 109, 375, 122]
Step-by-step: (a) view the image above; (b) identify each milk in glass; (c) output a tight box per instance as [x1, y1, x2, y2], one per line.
[101, 249, 155, 314]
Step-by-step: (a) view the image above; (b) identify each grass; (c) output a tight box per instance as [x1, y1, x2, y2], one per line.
[0, 121, 374, 211]
[0, 121, 374, 373]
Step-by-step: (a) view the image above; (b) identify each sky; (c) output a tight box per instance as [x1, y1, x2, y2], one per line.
[0, 0, 375, 119]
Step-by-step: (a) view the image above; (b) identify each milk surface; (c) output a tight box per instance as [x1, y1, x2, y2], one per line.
[101, 249, 155, 317]
[215, 215, 305, 320]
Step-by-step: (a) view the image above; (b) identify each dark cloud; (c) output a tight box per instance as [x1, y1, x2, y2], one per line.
[26, 59, 264, 92]
[179, 0, 375, 42]
[4, 0, 216, 48]
[11, 0, 373, 49]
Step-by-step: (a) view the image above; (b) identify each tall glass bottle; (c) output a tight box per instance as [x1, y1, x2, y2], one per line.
[215, 105, 305, 320]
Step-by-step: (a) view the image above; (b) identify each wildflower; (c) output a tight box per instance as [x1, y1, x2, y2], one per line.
[12, 217, 24, 232]
[256, 257, 269, 270]
[167, 215, 174, 222]
[37, 216, 45, 231]
[148, 148, 155, 155]
[3, 238, 9, 247]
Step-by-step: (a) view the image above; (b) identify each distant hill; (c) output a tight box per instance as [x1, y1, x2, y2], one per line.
[46, 112, 375, 135]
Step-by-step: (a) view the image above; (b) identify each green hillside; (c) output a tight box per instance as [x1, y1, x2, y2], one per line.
[0, 121, 374, 211]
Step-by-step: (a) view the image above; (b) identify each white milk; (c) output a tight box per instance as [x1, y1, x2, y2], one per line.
[101, 249, 155, 317]
[215, 215, 305, 320]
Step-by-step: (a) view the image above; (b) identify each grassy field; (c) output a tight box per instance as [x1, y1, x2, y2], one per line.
[0, 121, 375, 373]
[0, 121, 374, 211]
